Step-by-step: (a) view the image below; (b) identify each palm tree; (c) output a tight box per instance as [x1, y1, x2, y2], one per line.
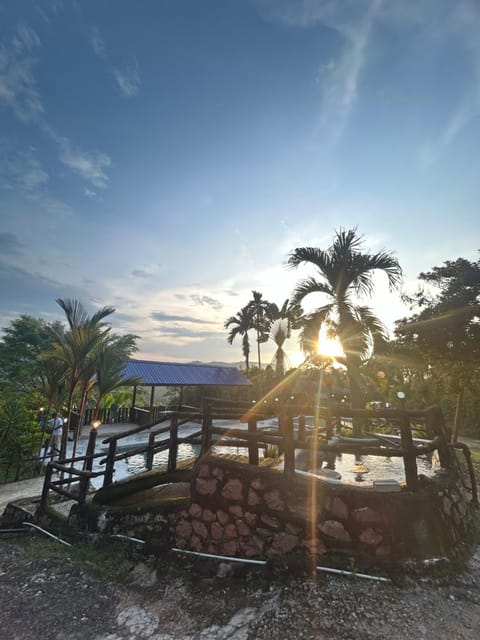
[245, 290, 272, 370]
[288, 229, 402, 413]
[225, 307, 252, 371]
[92, 334, 139, 419]
[46, 298, 115, 460]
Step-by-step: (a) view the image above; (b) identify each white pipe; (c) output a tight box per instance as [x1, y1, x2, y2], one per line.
[316, 565, 390, 582]
[172, 547, 390, 581]
[0, 528, 28, 533]
[23, 522, 72, 547]
[111, 534, 146, 544]
[172, 547, 266, 565]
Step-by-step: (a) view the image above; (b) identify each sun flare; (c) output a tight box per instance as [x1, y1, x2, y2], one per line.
[317, 327, 344, 359]
[290, 350, 306, 367]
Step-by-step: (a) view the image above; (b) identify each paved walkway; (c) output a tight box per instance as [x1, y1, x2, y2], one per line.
[0, 422, 137, 517]
[0, 475, 45, 515]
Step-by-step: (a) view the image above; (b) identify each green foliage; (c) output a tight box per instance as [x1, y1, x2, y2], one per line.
[0, 396, 41, 461]
[395, 256, 480, 437]
[0, 315, 62, 395]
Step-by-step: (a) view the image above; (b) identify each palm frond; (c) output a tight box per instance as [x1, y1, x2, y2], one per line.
[291, 277, 334, 305]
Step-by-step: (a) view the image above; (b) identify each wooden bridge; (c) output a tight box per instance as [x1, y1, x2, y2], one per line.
[39, 399, 478, 512]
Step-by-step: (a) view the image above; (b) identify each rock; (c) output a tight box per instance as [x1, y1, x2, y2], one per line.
[221, 478, 244, 501]
[248, 488, 262, 506]
[229, 504, 243, 518]
[351, 507, 382, 526]
[270, 532, 299, 555]
[202, 508, 216, 522]
[192, 520, 208, 539]
[318, 520, 351, 542]
[260, 514, 280, 529]
[195, 478, 217, 496]
[359, 528, 383, 546]
[329, 497, 349, 521]
[175, 521, 192, 540]
[211, 522, 223, 540]
[188, 503, 202, 518]
[217, 510, 230, 525]
[130, 562, 157, 588]
[216, 562, 234, 578]
[197, 464, 211, 478]
[264, 489, 285, 511]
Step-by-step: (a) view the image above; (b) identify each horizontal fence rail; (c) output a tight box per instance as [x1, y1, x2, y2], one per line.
[36, 400, 477, 512]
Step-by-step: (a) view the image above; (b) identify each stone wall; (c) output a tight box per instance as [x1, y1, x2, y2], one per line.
[174, 456, 477, 569]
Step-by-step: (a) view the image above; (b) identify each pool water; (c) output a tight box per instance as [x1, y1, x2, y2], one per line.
[120, 443, 260, 475]
[115, 442, 434, 484]
[318, 451, 434, 483]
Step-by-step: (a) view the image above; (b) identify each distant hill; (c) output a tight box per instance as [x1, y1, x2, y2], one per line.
[189, 360, 246, 369]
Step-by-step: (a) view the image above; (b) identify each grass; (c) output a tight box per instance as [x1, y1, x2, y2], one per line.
[17, 535, 144, 584]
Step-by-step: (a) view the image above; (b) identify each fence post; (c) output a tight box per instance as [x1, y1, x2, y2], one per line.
[168, 414, 179, 472]
[146, 432, 155, 470]
[284, 413, 295, 477]
[298, 414, 306, 442]
[201, 400, 212, 456]
[79, 427, 98, 503]
[103, 440, 117, 487]
[400, 413, 418, 490]
[427, 406, 454, 468]
[40, 464, 53, 511]
[248, 417, 259, 466]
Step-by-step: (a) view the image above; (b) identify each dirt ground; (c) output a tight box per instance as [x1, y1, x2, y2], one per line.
[1, 532, 480, 640]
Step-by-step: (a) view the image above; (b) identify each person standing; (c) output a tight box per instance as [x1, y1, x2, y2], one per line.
[48, 413, 64, 460]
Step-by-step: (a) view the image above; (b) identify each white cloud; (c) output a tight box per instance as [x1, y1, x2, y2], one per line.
[0, 142, 48, 192]
[90, 26, 141, 98]
[55, 135, 111, 188]
[255, 0, 381, 144]
[90, 27, 106, 60]
[441, 1, 480, 145]
[0, 24, 43, 121]
[113, 60, 141, 97]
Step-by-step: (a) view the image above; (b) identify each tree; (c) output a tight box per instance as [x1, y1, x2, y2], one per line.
[395, 257, 480, 440]
[0, 315, 63, 395]
[288, 228, 402, 416]
[46, 298, 115, 460]
[270, 319, 289, 377]
[245, 290, 272, 370]
[91, 334, 139, 419]
[224, 307, 252, 371]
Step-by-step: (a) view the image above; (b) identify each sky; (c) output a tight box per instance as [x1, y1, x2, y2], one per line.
[0, 0, 479, 366]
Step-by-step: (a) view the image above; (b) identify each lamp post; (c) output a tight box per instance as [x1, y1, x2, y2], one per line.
[80, 420, 101, 501]
[397, 391, 406, 410]
[84, 420, 101, 467]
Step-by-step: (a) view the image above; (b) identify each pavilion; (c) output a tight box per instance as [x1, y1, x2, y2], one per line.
[122, 359, 252, 412]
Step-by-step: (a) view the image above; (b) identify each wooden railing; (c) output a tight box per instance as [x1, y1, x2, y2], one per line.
[38, 401, 478, 512]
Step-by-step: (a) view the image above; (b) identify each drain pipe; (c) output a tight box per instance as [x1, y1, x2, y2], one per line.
[172, 547, 266, 565]
[315, 565, 389, 582]
[111, 534, 146, 545]
[22, 522, 72, 547]
[172, 548, 389, 581]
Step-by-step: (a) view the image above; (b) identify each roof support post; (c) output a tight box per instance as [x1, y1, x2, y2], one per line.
[149, 385, 155, 414]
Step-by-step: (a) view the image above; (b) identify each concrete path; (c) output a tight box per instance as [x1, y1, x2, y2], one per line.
[0, 475, 45, 515]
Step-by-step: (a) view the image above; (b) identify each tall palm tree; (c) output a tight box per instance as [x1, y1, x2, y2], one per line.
[288, 229, 402, 412]
[245, 290, 272, 370]
[225, 307, 252, 371]
[46, 298, 115, 460]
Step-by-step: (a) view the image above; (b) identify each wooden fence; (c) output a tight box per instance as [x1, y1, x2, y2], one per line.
[39, 400, 478, 512]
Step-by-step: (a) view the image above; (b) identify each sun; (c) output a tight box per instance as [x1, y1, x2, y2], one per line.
[317, 326, 344, 359]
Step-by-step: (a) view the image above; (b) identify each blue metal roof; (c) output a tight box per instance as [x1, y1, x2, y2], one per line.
[123, 359, 252, 386]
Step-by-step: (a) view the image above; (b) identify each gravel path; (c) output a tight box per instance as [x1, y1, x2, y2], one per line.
[1, 534, 480, 640]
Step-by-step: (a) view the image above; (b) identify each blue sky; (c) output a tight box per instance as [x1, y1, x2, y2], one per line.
[0, 0, 479, 365]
